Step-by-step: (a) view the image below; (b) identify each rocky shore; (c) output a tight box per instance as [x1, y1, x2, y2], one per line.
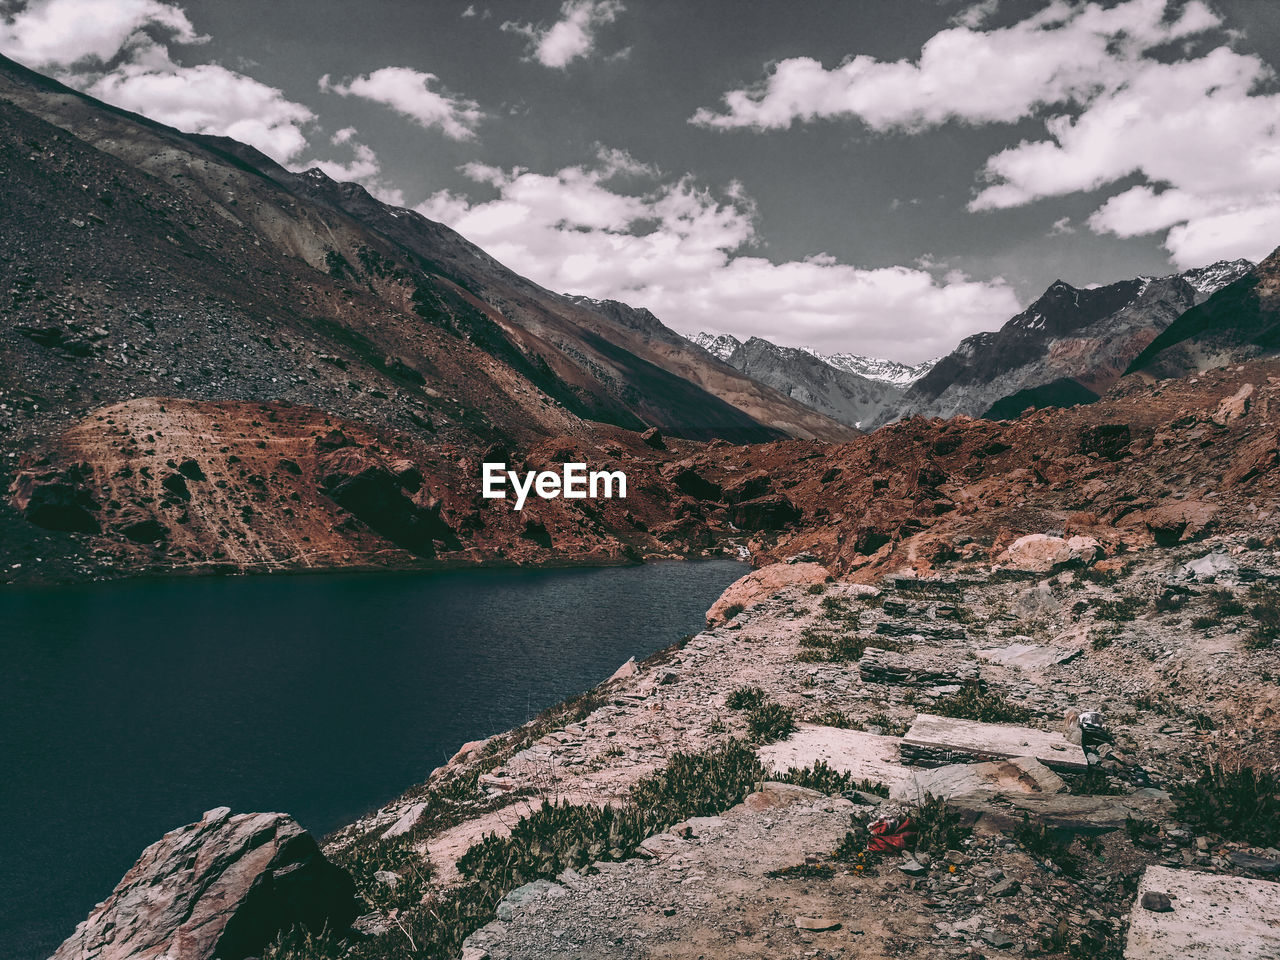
[55, 525, 1280, 959]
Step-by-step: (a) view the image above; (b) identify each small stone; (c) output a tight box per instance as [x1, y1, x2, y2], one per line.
[1141, 891, 1173, 912]
[990, 879, 1020, 897]
[795, 916, 842, 932]
[899, 858, 928, 876]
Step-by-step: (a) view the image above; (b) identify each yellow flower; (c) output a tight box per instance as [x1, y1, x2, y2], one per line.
[949, 864, 956, 873]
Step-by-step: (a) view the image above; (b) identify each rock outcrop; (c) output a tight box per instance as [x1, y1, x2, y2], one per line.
[706, 560, 829, 625]
[51, 808, 357, 960]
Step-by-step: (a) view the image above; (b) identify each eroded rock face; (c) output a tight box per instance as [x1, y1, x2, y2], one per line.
[9, 462, 99, 533]
[51, 808, 358, 960]
[996, 534, 1099, 572]
[705, 561, 828, 625]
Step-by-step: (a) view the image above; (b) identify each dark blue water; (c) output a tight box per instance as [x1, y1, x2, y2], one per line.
[0, 560, 744, 959]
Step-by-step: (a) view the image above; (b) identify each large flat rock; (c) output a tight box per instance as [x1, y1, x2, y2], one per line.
[902, 713, 1088, 771]
[757, 724, 915, 791]
[891, 756, 1067, 803]
[1124, 866, 1280, 959]
[977, 642, 1081, 671]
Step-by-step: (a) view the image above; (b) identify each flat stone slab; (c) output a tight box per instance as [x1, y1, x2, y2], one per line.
[977, 642, 1082, 670]
[891, 756, 1066, 803]
[902, 713, 1088, 771]
[1124, 865, 1280, 959]
[859, 646, 982, 686]
[757, 725, 915, 792]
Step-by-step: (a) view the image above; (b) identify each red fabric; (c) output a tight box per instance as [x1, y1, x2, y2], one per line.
[866, 816, 917, 852]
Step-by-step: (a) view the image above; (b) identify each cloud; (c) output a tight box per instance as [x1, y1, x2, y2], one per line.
[0, 0, 315, 163]
[303, 128, 405, 206]
[691, 0, 1220, 132]
[319, 67, 483, 141]
[693, 0, 1279, 267]
[461, 4, 477, 17]
[1049, 216, 1075, 236]
[416, 148, 1019, 360]
[501, 0, 624, 69]
[0, 0, 202, 67]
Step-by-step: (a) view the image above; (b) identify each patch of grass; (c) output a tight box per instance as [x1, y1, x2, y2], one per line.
[726, 685, 767, 711]
[864, 712, 910, 737]
[1245, 584, 1280, 649]
[1091, 631, 1114, 650]
[362, 740, 767, 958]
[1068, 765, 1126, 797]
[776, 760, 889, 797]
[747, 701, 797, 743]
[806, 583, 826, 595]
[931, 687, 1033, 724]
[1208, 587, 1245, 617]
[1092, 596, 1144, 622]
[910, 793, 970, 856]
[1191, 614, 1218, 630]
[1154, 590, 1188, 613]
[806, 709, 855, 729]
[765, 861, 836, 880]
[1174, 760, 1280, 847]
[1013, 813, 1077, 874]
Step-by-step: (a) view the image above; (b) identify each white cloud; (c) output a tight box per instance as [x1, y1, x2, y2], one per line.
[0, 0, 315, 163]
[693, 0, 1279, 267]
[501, 0, 624, 69]
[320, 67, 483, 141]
[461, 4, 477, 17]
[416, 149, 1019, 360]
[0, 0, 202, 67]
[1049, 216, 1075, 236]
[303, 128, 405, 206]
[691, 0, 1220, 132]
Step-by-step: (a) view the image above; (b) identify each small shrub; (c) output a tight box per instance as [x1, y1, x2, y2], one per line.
[806, 583, 825, 595]
[726, 685, 767, 710]
[1245, 584, 1280, 648]
[765, 861, 835, 879]
[1154, 591, 1187, 613]
[747, 701, 797, 743]
[864, 712, 910, 737]
[1208, 588, 1245, 617]
[1093, 596, 1144, 622]
[722, 602, 745, 621]
[1191, 615, 1217, 630]
[1013, 813, 1077, 874]
[911, 793, 970, 856]
[1068, 765, 1125, 797]
[807, 709, 855, 729]
[777, 761, 889, 798]
[1091, 632, 1113, 651]
[932, 687, 1033, 724]
[1174, 761, 1280, 847]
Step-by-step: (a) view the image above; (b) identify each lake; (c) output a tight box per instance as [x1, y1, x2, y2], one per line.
[0, 559, 746, 959]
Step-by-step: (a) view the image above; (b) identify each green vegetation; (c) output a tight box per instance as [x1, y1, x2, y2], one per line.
[776, 760, 888, 798]
[1208, 587, 1245, 617]
[722, 602, 745, 621]
[301, 741, 766, 959]
[931, 686, 1033, 725]
[1245, 583, 1280, 649]
[726, 685, 767, 711]
[1174, 760, 1280, 847]
[1092, 596, 1144, 622]
[1013, 813, 1077, 874]
[746, 701, 797, 743]
[910, 793, 971, 856]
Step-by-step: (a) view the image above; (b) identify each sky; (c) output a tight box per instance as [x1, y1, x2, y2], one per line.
[2, 0, 1279, 363]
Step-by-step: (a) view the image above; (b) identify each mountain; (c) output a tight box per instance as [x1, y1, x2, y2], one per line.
[687, 333, 913, 428]
[805, 350, 937, 387]
[0, 52, 857, 581]
[1126, 247, 1280, 378]
[886, 260, 1253, 424]
[689, 332, 742, 363]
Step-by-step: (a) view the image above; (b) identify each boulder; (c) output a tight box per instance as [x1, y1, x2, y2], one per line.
[668, 465, 721, 502]
[705, 561, 829, 626]
[9, 463, 100, 533]
[113, 507, 168, 543]
[1211, 383, 1254, 425]
[639, 427, 665, 450]
[50, 808, 358, 960]
[722, 472, 772, 504]
[891, 756, 1067, 803]
[996, 534, 1099, 572]
[1129, 500, 1218, 546]
[319, 447, 452, 554]
[1079, 423, 1131, 460]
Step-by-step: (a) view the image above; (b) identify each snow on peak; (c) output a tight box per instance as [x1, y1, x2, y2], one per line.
[690, 332, 742, 362]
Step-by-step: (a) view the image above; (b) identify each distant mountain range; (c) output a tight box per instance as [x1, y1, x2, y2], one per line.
[687, 333, 925, 428]
[689, 259, 1255, 430]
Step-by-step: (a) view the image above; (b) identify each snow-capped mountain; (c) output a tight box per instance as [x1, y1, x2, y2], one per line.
[690, 332, 743, 363]
[807, 351, 938, 387]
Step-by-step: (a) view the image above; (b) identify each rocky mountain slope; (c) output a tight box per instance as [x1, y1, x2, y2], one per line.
[688, 333, 906, 428]
[810, 349, 937, 386]
[884, 260, 1253, 425]
[1127, 248, 1280, 379]
[55, 357, 1280, 959]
